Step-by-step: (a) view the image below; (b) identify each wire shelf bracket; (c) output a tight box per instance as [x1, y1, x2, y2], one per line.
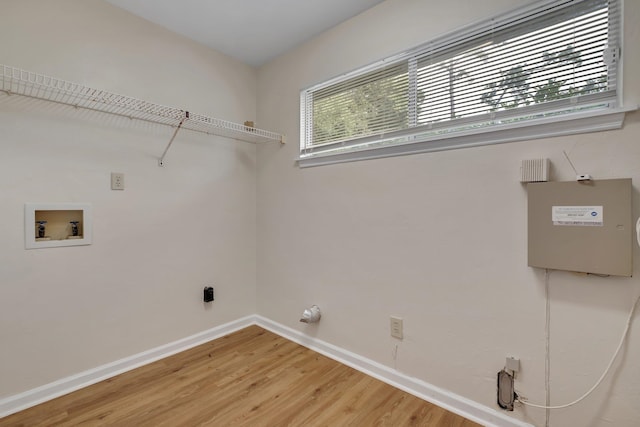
[158, 111, 189, 167]
[0, 64, 285, 166]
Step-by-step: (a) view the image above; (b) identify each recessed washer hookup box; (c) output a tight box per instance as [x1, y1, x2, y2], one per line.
[527, 179, 632, 277]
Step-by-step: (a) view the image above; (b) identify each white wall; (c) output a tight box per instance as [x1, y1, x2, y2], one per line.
[2, 1, 639, 425]
[256, 1, 640, 426]
[0, 0, 258, 397]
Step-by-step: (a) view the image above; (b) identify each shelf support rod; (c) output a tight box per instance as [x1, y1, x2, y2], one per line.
[158, 111, 189, 167]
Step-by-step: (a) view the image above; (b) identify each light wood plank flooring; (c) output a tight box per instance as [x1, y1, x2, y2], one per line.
[1, 325, 481, 426]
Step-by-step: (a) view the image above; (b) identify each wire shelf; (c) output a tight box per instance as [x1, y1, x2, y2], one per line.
[0, 64, 284, 145]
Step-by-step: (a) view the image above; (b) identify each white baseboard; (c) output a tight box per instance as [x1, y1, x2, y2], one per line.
[1, 314, 531, 427]
[0, 315, 255, 418]
[254, 315, 533, 427]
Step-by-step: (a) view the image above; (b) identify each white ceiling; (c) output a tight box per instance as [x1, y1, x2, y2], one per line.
[104, 0, 385, 67]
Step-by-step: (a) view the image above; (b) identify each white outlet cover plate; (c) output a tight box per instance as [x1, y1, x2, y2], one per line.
[111, 172, 125, 190]
[390, 316, 403, 339]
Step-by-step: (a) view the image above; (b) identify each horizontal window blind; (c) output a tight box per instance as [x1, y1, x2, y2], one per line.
[300, 0, 620, 160]
[311, 62, 409, 147]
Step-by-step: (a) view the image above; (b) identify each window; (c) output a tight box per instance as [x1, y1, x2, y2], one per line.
[299, 0, 625, 167]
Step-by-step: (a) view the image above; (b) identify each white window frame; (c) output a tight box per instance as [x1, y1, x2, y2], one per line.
[299, 0, 633, 168]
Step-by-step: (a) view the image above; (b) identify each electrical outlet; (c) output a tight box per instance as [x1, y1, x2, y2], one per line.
[111, 172, 125, 190]
[390, 316, 403, 339]
[203, 286, 214, 302]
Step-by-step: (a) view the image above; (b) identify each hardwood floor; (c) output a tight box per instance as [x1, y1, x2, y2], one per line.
[1, 326, 481, 426]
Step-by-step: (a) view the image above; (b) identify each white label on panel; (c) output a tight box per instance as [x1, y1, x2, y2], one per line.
[552, 206, 603, 226]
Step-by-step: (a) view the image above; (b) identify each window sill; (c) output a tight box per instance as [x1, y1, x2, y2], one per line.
[297, 106, 637, 168]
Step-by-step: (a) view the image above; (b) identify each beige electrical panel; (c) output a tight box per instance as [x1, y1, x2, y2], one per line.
[527, 179, 632, 276]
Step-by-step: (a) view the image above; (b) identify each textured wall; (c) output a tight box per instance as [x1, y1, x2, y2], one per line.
[256, 1, 640, 426]
[0, 0, 258, 397]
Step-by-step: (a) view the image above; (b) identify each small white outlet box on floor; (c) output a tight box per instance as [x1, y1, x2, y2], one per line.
[390, 316, 403, 339]
[506, 356, 520, 373]
[111, 172, 125, 190]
